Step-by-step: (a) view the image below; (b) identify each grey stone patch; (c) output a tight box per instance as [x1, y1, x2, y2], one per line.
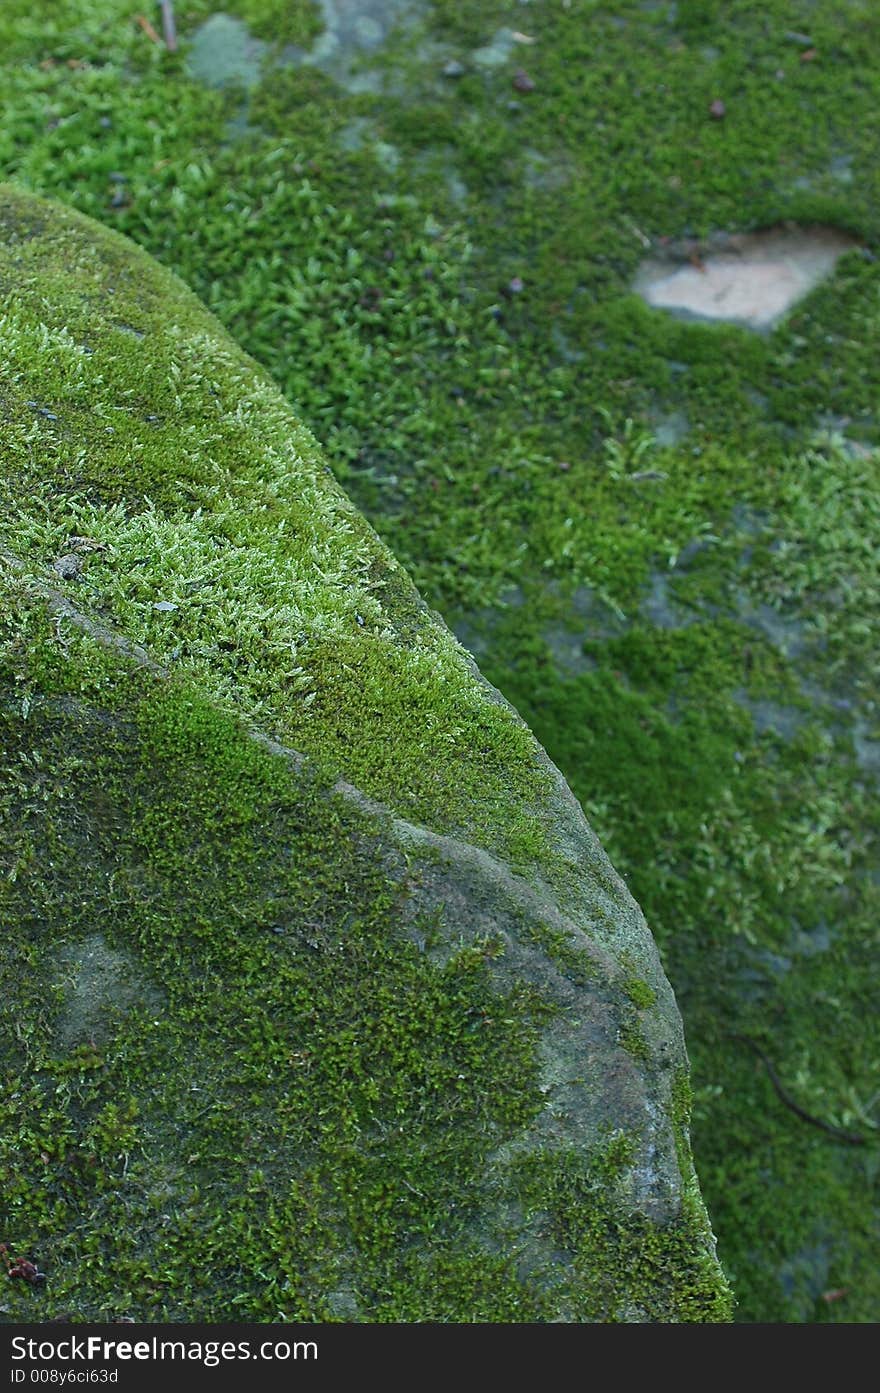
[731, 688, 807, 741]
[522, 148, 573, 193]
[726, 503, 780, 571]
[830, 153, 854, 184]
[730, 502, 773, 537]
[798, 677, 855, 716]
[647, 408, 689, 448]
[410, 148, 469, 205]
[777, 1238, 833, 1317]
[399, 835, 686, 1226]
[324, 1287, 361, 1318]
[731, 590, 809, 658]
[542, 626, 597, 676]
[185, 14, 267, 89]
[53, 552, 83, 581]
[813, 419, 877, 461]
[793, 152, 855, 192]
[183, 2, 438, 102]
[640, 570, 696, 630]
[51, 933, 165, 1048]
[374, 141, 402, 172]
[569, 584, 629, 636]
[460, 585, 628, 684]
[282, 0, 427, 95]
[734, 955, 790, 1002]
[444, 169, 469, 205]
[634, 225, 860, 330]
[526, 584, 629, 675]
[795, 678, 878, 778]
[337, 117, 403, 172]
[787, 917, 834, 958]
[472, 27, 520, 68]
[753, 946, 793, 979]
[670, 534, 718, 570]
[314, 0, 417, 56]
[223, 107, 263, 142]
[449, 585, 525, 662]
[550, 323, 585, 364]
[853, 718, 880, 777]
[733, 918, 837, 996]
[449, 613, 492, 662]
[337, 117, 371, 151]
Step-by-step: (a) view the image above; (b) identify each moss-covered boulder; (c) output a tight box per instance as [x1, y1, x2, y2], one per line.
[0, 184, 731, 1322]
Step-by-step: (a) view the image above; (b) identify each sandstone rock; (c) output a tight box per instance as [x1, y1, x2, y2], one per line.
[0, 185, 731, 1322]
[635, 225, 859, 330]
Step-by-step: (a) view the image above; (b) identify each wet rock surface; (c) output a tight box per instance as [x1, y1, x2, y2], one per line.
[635, 226, 861, 329]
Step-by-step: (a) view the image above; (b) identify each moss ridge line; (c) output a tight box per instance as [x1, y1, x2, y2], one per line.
[0, 182, 663, 968]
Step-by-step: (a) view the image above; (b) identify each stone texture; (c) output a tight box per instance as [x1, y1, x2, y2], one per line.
[635, 225, 859, 329]
[0, 185, 730, 1322]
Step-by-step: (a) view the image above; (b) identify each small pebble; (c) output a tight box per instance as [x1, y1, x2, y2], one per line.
[53, 554, 82, 581]
[709, 98, 726, 119]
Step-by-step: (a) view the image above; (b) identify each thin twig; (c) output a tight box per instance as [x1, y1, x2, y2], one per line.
[159, 1, 177, 53]
[135, 13, 160, 44]
[729, 1033, 867, 1145]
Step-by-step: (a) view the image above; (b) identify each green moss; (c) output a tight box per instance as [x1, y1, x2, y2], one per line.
[0, 180, 566, 878]
[623, 977, 657, 1011]
[1, 580, 729, 1319]
[221, 0, 323, 49]
[2, 0, 878, 1321]
[509, 1136, 733, 1322]
[0, 604, 552, 1319]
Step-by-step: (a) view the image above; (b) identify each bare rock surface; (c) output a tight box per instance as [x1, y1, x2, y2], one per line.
[635, 225, 860, 329]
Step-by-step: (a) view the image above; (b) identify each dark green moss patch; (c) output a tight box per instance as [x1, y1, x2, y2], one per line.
[1, 612, 553, 1320]
[510, 1139, 732, 1322]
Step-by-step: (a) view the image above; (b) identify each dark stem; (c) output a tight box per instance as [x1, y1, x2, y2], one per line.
[729, 1033, 867, 1145]
[159, 1, 177, 53]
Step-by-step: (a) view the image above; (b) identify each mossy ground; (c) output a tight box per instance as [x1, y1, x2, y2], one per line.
[1, 0, 878, 1320]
